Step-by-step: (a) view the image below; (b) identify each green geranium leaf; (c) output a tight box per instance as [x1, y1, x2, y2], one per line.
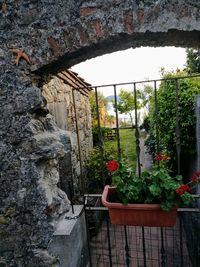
[149, 184, 162, 196]
[161, 201, 173, 211]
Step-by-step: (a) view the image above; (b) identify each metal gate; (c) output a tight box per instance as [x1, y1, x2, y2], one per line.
[70, 75, 200, 267]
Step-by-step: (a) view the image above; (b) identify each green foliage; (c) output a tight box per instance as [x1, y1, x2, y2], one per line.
[84, 145, 117, 193]
[115, 89, 135, 127]
[146, 71, 200, 164]
[89, 91, 108, 127]
[139, 85, 154, 110]
[92, 126, 110, 146]
[85, 129, 137, 192]
[140, 116, 150, 132]
[109, 159, 194, 211]
[186, 48, 200, 74]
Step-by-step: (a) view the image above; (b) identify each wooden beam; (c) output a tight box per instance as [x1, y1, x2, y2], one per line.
[57, 72, 89, 97]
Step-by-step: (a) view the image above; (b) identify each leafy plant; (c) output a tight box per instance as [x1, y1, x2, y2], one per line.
[146, 71, 200, 170]
[186, 48, 200, 74]
[92, 126, 110, 146]
[140, 116, 150, 132]
[84, 145, 117, 193]
[106, 155, 198, 211]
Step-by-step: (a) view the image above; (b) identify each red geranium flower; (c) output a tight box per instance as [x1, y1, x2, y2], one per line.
[190, 171, 200, 182]
[155, 154, 163, 161]
[176, 184, 191, 195]
[155, 154, 171, 161]
[106, 160, 119, 172]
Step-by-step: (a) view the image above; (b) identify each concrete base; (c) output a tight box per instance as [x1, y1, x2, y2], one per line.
[48, 205, 88, 267]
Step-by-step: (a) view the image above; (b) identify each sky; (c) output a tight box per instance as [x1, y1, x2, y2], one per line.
[71, 46, 187, 95]
[71, 46, 187, 122]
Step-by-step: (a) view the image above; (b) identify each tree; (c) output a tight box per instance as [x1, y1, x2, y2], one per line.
[115, 88, 152, 128]
[115, 89, 135, 128]
[139, 85, 154, 112]
[186, 48, 200, 74]
[89, 91, 108, 127]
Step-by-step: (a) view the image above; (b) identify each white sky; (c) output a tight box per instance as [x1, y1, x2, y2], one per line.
[71, 46, 187, 91]
[72, 46, 187, 122]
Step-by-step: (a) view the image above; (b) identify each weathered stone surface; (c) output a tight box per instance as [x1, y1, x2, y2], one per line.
[1, 0, 200, 266]
[1, 1, 200, 73]
[49, 206, 88, 267]
[42, 74, 93, 189]
[0, 66, 71, 265]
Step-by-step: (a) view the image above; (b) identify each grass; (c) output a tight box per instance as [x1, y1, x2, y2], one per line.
[104, 128, 137, 172]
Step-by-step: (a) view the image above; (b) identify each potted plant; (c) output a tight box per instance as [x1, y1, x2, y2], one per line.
[102, 155, 199, 227]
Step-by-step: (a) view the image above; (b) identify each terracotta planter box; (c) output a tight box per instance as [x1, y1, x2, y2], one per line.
[102, 186, 177, 227]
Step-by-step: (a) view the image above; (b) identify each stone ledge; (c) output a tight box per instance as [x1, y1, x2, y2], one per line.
[48, 205, 88, 267]
[53, 205, 84, 236]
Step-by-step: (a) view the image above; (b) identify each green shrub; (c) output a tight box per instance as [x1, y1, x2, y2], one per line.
[140, 116, 150, 132]
[147, 71, 200, 171]
[84, 144, 117, 193]
[92, 126, 110, 146]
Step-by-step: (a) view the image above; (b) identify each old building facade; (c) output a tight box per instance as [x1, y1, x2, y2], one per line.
[42, 70, 93, 193]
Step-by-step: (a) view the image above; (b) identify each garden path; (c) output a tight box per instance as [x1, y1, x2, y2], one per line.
[136, 137, 153, 175]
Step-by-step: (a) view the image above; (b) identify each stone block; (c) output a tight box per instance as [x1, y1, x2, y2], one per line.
[48, 205, 88, 267]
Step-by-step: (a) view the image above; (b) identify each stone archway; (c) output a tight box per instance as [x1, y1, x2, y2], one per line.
[1, 1, 200, 266]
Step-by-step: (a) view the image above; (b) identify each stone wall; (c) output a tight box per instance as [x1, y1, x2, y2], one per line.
[42, 74, 93, 192]
[1, 0, 200, 266]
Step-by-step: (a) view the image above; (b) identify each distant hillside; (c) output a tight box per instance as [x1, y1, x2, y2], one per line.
[106, 95, 120, 102]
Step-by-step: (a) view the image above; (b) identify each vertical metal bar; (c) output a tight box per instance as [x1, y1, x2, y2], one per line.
[142, 227, 147, 267]
[113, 85, 121, 160]
[70, 169, 75, 213]
[154, 80, 160, 154]
[134, 226, 139, 265]
[134, 83, 141, 178]
[179, 214, 184, 267]
[160, 228, 166, 267]
[158, 227, 162, 266]
[72, 89, 85, 193]
[172, 224, 175, 266]
[68, 181, 74, 214]
[196, 216, 200, 266]
[84, 196, 92, 267]
[196, 95, 200, 170]
[114, 84, 128, 267]
[124, 226, 130, 267]
[175, 79, 181, 174]
[95, 87, 105, 185]
[149, 227, 153, 265]
[95, 87, 102, 145]
[106, 215, 113, 267]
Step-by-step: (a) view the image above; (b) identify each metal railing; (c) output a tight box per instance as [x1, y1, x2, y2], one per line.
[70, 74, 200, 266]
[84, 195, 200, 267]
[89, 74, 199, 174]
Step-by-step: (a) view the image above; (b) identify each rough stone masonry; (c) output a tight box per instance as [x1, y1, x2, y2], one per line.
[1, 0, 200, 266]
